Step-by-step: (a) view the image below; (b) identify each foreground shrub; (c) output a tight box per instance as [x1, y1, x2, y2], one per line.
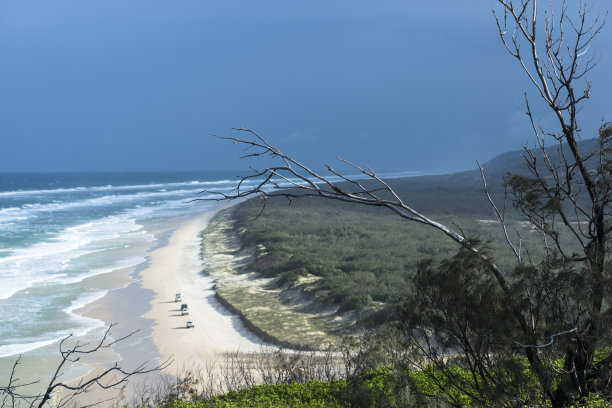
[164, 380, 345, 408]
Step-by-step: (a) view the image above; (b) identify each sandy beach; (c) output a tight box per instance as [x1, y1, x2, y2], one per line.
[61, 208, 273, 406]
[140, 209, 270, 370]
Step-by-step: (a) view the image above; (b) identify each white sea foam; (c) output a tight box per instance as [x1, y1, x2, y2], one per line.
[65, 291, 108, 333]
[0, 290, 109, 359]
[0, 211, 151, 300]
[0, 324, 106, 359]
[0, 173, 232, 367]
[0, 293, 107, 359]
[0, 188, 208, 225]
[0, 275, 57, 302]
[0, 207, 34, 224]
[58, 255, 147, 285]
[0, 179, 240, 197]
[0, 337, 64, 358]
[0, 170, 423, 200]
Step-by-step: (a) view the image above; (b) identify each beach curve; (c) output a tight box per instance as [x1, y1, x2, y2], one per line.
[140, 209, 272, 372]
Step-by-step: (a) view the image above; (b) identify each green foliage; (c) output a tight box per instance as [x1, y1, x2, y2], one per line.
[160, 364, 551, 408]
[338, 367, 404, 408]
[160, 369, 415, 408]
[164, 381, 345, 408]
[229, 193, 554, 320]
[572, 393, 612, 408]
[231, 198, 460, 316]
[402, 257, 533, 405]
[410, 365, 478, 408]
[407, 360, 553, 408]
[600, 122, 612, 140]
[404, 245, 513, 342]
[504, 173, 561, 216]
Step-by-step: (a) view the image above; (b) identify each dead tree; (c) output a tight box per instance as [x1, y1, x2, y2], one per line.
[207, 0, 609, 405]
[0, 324, 171, 408]
[494, 0, 610, 405]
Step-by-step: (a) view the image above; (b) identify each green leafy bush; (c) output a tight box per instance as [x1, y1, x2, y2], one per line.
[164, 380, 345, 408]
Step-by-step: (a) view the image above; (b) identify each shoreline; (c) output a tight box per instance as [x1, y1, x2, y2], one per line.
[140, 208, 273, 370]
[64, 206, 274, 405]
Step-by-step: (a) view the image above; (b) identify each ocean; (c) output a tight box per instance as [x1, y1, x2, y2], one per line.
[0, 171, 237, 386]
[0, 169, 426, 394]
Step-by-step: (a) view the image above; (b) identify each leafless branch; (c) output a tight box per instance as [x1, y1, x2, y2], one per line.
[0, 324, 171, 408]
[204, 127, 518, 296]
[514, 327, 577, 349]
[477, 160, 522, 263]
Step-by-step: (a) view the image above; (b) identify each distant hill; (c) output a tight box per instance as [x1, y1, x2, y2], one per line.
[267, 138, 600, 217]
[474, 137, 599, 180]
[377, 138, 599, 216]
[393, 137, 598, 185]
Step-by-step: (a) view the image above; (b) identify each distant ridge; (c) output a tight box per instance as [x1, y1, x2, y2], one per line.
[277, 138, 600, 216]
[377, 138, 600, 216]
[392, 137, 600, 184]
[478, 137, 599, 180]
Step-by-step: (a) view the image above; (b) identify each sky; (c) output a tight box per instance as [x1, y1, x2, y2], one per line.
[0, 1, 610, 173]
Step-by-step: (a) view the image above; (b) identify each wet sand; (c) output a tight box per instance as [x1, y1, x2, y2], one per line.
[64, 209, 272, 406]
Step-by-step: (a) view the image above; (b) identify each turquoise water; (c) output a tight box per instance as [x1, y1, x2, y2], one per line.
[0, 172, 237, 360]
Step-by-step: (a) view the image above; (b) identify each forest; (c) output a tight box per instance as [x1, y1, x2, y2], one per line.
[225, 141, 583, 322]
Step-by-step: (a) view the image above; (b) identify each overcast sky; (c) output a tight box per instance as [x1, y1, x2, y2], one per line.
[0, 1, 610, 173]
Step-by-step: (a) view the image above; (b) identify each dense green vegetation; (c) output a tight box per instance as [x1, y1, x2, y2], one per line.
[207, 132, 610, 406]
[165, 380, 345, 408]
[232, 198, 462, 316]
[161, 367, 612, 408]
[226, 146, 578, 322]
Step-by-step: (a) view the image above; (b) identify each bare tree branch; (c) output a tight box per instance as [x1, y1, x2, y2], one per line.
[203, 127, 517, 295]
[477, 160, 522, 263]
[1, 324, 171, 408]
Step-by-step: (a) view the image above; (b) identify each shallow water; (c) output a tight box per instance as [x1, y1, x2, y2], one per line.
[0, 172, 237, 388]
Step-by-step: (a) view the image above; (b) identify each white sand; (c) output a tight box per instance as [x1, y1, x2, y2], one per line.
[58, 209, 273, 406]
[140, 210, 271, 371]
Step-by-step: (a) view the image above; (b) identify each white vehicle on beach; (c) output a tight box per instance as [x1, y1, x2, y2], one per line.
[181, 303, 188, 315]
[175, 293, 181, 302]
[186, 320, 194, 328]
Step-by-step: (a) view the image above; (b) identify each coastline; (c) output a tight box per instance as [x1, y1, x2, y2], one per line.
[64, 206, 272, 405]
[139, 209, 271, 371]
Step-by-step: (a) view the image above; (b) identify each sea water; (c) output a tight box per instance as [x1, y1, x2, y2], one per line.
[0, 171, 241, 387]
[0, 169, 426, 394]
